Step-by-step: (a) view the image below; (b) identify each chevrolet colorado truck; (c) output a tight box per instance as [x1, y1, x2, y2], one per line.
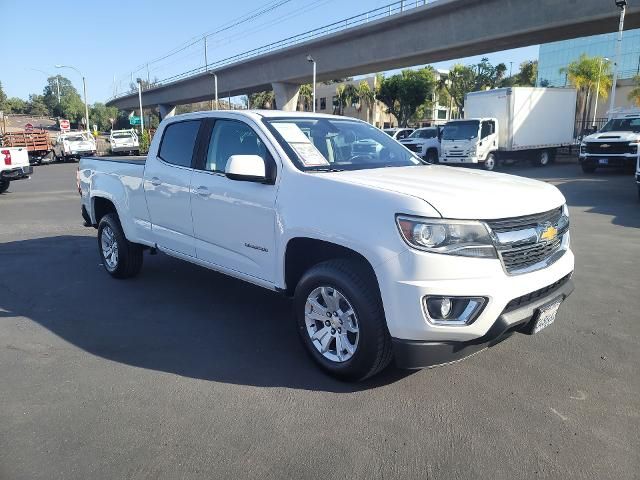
[78, 111, 574, 381]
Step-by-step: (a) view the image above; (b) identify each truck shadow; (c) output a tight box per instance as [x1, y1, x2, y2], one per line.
[0, 235, 412, 392]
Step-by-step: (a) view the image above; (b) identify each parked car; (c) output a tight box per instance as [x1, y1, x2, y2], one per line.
[441, 87, 577, 170]
[78, 111, 574, 381]
[0, 146, 33, 194]
[579, 110, 640, 174]
[399, 127, 441, 162]
[109, 129, 140, 155]
[383, 128, 414, 140]
[53, 132, 97, 162]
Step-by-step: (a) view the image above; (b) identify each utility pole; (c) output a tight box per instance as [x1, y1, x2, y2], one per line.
[509, 62, 513, 79]
[204, 36, 208, 70]
[146, 64, 150, 86]
[136, 78, 144, 133]
[55, 76, 60, 104]
[609, 0, 627, 119]
[307, 55, 316, 112]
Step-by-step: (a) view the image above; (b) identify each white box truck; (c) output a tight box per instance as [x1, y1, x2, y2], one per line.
[440, 87, 577, 170]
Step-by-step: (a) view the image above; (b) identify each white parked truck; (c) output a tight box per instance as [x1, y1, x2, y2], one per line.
[440, 87, 577, 170]
[53, 131, 97, 162]
[109, 129, 140, 155]
[0, 146, 33, 194]
[78, 110, 574, 381]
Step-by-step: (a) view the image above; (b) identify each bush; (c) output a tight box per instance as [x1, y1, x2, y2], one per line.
[139, 129, 151, 154]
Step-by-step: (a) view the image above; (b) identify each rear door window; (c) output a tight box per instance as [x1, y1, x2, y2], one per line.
[158, 120, 202, 167]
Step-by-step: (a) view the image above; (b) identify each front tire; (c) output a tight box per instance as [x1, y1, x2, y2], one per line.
[0, 180, 9, 194]
[425, 149, 439, 163]
[294, 259, 392, 381]
[483, 153, 496, 171]
[97, 213, 143, 279]
[534, 149, 551, 167]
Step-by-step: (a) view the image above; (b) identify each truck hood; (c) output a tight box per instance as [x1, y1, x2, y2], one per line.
[333, 165, 565, 219]
[400, 138, 430, 145]
[583, 131, 640, 142]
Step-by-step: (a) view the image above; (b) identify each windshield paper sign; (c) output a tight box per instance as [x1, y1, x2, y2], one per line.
[273, 123, 329, 167]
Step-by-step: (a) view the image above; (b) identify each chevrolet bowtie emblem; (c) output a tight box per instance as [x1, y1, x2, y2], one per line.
[540, 225, 558, 242]
[600, 144, 611, 148]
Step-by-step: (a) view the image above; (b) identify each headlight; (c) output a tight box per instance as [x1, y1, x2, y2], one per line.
[580, 144, 586, 155]
[396, 216, 497, 258]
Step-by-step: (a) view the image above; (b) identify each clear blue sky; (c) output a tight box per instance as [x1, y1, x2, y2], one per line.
[1, 0, 538, 104]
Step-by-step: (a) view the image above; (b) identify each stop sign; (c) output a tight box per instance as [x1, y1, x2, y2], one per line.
[25, 123, 33, 132]
[59, 119, 70, 132]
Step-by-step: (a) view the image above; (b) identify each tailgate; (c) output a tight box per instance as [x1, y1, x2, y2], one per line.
[1, 147, 30, 168]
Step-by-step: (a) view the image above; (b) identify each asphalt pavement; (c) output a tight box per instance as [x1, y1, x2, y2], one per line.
[0, 159, 638, 479]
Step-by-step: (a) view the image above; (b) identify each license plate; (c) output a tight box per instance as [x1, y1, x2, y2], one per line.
[598, 158, 608, 165]
[533, 300, 562, 334]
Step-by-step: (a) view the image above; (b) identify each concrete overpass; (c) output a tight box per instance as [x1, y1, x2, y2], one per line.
[107, 0, 640, 116]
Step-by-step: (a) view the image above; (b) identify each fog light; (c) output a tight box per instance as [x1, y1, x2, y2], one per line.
[439, 298, 452, 318]
[424, 296, 486, 325]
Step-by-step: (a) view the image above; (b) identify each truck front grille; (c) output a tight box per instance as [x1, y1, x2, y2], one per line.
[404, 144, 421, 153]
[485, 207, 567, 275]
[585, 142, 634, 155]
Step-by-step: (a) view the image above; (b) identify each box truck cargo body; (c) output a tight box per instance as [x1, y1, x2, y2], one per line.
[440, 87, 577, 170]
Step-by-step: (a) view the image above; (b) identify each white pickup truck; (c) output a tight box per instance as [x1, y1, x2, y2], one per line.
[78, 111, 574, 381]
[1, 146, 33, 194]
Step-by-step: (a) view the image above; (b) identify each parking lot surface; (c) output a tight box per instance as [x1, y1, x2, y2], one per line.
[1, 160, 638, 479]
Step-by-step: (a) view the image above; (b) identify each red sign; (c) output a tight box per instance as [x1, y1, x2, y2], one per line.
[24, 123, 34, 132]
[59, 119, 70, 132]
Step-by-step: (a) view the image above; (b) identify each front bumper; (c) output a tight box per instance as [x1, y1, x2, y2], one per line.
[439, 155, 478, 164]
[1, 165, 33, 180]
[580, 154, 637, 168]
[393, 276, 574, 368]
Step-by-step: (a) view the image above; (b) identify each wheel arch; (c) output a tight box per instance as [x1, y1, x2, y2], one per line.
[282, 237, 380, 297]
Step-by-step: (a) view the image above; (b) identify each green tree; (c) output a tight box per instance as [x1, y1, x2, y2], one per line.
[517, 60, 538, 86]
[474, 57, 507, 90]
[561, 54, 612, 129]
[333, 83, 358, 116]
[297, 84, 313, 111]
[27, 94, 49, 116]
[356, 80, 375, 124]
[249, 90, 275, 109]
[440, 64, 475, 114]
[0, 80, 7, 112]
[377, 68, 436, 126]
[90, 103, 119, 131]
[4, 97, 27, 113]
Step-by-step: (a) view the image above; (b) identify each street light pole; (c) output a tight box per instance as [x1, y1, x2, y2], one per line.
[609, 0, 627, 119]
[136, 78, 144, 133]
[209, 72, 218, 109]
[55, 64, 90, 134]
[307, 55, 316, 112]
[593, 57, 609, 128]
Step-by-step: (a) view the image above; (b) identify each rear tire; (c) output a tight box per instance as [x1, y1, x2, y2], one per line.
[294, 259, 392, 381]
[581, 163, 596, 174]
[97, 213, 143, 279]
[534, 149, 551, 167]
[0, 180, 9, 194]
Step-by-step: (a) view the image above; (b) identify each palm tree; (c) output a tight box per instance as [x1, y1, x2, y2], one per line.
[561, 54, 612, 133]
[297, 84, 313, 111]
[250, 90, 275, 109]
[356, 80, 375, 124]
[334, 83, 358, 116]
[628, 75, 640, 107]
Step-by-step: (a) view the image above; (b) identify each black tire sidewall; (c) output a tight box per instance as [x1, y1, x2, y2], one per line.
[0, 180, 9, 194]
[294, 261, 387, 380]
[97, 214, 130, 278]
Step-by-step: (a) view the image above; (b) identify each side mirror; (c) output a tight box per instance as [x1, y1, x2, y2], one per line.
[225, 155, 268, 182]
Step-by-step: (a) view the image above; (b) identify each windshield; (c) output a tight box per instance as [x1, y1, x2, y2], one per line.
[409, 129, 437, 139]
[600, 117, 640, 133]
[383, 129, 396, 136]
[266, 118, 424, 171]
[442, 121, 479, 140]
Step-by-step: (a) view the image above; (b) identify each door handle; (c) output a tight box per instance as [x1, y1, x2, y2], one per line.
[150, 177, 161, 187]
[195, 186, 209, 197]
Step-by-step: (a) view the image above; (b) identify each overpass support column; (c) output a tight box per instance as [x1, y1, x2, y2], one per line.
[158, 104, 176, 120]
[272, 82, 300, 111]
